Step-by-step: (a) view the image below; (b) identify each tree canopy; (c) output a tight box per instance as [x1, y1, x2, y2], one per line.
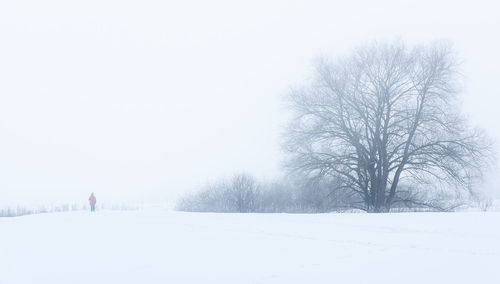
[285, 41, 491, 212]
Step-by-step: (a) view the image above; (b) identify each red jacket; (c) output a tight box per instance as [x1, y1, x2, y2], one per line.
[89, 194, 97, 206]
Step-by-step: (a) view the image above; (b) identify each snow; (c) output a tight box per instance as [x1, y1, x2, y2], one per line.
[1, 210, 499, 283]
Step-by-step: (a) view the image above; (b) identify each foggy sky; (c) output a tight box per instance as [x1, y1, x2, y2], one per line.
[1, 0, 499, 206]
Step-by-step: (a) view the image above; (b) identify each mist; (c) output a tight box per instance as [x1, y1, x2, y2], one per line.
[1, 0, 499, 207]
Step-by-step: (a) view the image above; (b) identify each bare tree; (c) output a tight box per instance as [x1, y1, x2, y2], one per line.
[176, 174, 259, 213]
[285, 41, 492, 212]
[228, 174, 258, 213]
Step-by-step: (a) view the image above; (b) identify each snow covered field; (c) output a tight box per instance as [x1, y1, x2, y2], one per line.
[1, 210, 499, 284]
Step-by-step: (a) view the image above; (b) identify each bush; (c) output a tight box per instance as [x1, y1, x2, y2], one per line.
[177, 174, 259, 213]
[177, 174, 361, 213]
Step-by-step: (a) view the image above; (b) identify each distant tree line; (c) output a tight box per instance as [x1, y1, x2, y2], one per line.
[0, 204, 83, 217]
[0, 203, 138, 217]
[176, 174, 355, 213]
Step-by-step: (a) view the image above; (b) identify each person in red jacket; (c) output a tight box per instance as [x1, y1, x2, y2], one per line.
[89, 193, 97, 212]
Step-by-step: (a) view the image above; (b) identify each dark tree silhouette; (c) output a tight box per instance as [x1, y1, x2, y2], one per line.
[285, 41, 491, 212]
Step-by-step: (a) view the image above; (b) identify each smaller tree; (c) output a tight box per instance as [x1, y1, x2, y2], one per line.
[228, 174, 258, 213]
[176, 174, 259, 213]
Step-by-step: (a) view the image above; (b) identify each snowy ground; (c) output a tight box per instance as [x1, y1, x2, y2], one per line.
[1, 210, 499, 284]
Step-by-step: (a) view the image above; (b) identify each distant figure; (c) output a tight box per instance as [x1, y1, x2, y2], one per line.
[89, 193, 97, 212]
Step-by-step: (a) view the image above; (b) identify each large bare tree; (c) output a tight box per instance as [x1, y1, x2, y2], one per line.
[285, 41, 491, 212]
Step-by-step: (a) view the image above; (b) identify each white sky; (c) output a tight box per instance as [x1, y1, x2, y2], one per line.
[1, 0, 499, 206]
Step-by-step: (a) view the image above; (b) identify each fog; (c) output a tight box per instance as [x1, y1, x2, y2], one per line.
[1, 0, 499, 206]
